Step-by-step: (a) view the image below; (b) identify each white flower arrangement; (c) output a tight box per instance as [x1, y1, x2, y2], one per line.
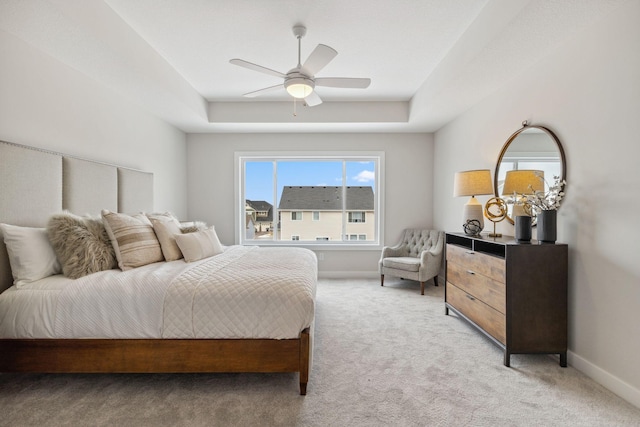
[518, 173, 566, 213]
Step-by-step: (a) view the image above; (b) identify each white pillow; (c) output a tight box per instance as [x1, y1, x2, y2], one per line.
[150, 217, 183, 261]
[174, 227, 223, 262]
[0, 223, 61, 287]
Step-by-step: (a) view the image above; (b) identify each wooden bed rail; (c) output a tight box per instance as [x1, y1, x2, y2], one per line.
[0, 328, 311, 395]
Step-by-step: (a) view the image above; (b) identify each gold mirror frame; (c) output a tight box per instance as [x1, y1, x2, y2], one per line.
[494, 121, 566, 225]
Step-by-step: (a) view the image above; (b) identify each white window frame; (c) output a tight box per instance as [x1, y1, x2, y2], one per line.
[312, 211, 320, 221]
[235, 151, 384, 250]
[291, 211, 303, 221]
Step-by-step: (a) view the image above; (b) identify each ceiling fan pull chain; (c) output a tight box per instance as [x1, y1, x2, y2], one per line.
[293, 97, 297, 117]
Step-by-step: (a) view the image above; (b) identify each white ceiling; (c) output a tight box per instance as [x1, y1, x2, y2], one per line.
[0, 0, 628, 133]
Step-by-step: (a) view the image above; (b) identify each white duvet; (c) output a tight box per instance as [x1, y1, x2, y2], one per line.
[0, 246, 317, 339]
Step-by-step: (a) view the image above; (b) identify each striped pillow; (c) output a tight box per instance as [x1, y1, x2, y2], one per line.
[101, 210, 163, 270]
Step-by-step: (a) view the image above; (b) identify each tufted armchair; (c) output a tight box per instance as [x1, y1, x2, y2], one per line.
[379, 229, 445, 295]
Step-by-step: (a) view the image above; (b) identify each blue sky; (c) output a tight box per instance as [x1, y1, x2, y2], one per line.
[245, 160, 375, 204]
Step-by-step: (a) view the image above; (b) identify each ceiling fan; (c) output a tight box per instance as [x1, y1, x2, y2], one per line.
[229, 25, 371, 106]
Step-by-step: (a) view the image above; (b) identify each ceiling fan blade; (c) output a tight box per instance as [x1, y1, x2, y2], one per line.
[229, 59, 286, 78]
[243, 84, 284, 98]
[315, 77, 371, 89]
[301, 44, 337, 76]
[304, 91, 322, 107]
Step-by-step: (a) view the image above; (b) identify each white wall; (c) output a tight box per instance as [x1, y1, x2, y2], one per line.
[433, 1, 640, 407]
[0, 30, 188, 217]
[187, 133, 434, 276]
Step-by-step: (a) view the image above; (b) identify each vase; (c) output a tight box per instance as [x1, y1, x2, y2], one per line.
[515, 216, 532, 242]
[536, 210, 557, 243]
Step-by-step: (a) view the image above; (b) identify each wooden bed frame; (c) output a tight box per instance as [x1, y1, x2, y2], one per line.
[0, 141, 314, 395]
[0, 328, 311, 394]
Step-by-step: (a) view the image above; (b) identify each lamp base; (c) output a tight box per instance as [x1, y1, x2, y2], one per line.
[462, 198, 485, 235]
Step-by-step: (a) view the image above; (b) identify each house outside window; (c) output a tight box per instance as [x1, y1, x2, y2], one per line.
[236, 152, 384, 248]
[245, 200, 273, 236]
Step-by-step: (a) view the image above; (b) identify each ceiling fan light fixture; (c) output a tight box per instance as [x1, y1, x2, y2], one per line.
[230, 25, 371, 107]
[285, 77, 314, 98]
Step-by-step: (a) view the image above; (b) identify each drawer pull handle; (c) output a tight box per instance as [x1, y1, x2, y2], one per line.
[467, 270, 476, 275]
[466, 294, 476, 301]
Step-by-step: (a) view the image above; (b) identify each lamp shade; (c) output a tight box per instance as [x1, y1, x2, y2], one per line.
[453, 169, 493, 197]
[502, 170, 544, 195]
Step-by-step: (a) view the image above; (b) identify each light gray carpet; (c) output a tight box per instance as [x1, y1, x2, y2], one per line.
[1, 278, 639, 426]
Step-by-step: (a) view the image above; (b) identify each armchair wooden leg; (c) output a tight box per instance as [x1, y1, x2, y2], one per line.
[381, 275, 384, 287]
[420, 281, 425, 295]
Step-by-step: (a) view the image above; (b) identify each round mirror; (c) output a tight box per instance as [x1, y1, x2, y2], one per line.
[494, 122, 566, 225]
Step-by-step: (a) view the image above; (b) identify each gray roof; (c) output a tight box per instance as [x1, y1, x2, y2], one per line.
[278, 186, 374, 210]
[246, 200, 272, 211]
[246, 200, 273, 222]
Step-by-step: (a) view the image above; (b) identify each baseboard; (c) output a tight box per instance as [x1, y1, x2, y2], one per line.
[569, 350, 640, 409]
[318, 272, 446, 282]
[318, 271, 379, 279]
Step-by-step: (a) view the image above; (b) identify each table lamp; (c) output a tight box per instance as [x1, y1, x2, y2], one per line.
[453, 169, 493, 235]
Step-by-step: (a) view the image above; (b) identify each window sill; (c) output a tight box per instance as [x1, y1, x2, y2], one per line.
[240, 241, 383, 251]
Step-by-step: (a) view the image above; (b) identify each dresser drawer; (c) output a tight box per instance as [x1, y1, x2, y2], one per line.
[446, 244, 505, 283]
[447, 282, 506, 345]
[447, 261, 506, 314]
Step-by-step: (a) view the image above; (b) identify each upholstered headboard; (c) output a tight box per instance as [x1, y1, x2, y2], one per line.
[0, 140, 154, 292]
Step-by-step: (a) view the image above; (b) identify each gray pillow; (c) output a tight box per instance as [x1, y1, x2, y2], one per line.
[47, 212, 117, 279]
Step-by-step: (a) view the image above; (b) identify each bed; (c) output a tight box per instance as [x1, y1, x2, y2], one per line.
[0, 141, 316, 395]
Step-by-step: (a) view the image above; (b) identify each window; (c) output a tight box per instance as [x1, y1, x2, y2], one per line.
[236, 152, 384, 247]
[348, 212, 365, 223]
[347, 234, 367, 240]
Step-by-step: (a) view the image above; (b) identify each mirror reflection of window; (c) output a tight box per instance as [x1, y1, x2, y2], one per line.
[494, 124, 566, 225]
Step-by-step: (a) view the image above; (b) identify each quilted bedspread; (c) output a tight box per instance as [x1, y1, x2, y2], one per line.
[163, 245, 317, 339]
[0, 246, 317, 339]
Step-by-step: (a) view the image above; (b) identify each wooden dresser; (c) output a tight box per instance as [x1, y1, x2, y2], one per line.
[444, 232, 568, 367]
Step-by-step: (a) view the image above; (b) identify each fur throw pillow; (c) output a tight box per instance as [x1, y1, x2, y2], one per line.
[47, 211, 117, 279]
[179, 221, 208, 233]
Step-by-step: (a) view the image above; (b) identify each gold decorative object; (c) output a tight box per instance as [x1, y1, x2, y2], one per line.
[484, 196, 507, 237]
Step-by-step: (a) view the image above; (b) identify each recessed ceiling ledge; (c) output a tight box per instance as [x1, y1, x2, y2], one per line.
[208, 101, 409, 124]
